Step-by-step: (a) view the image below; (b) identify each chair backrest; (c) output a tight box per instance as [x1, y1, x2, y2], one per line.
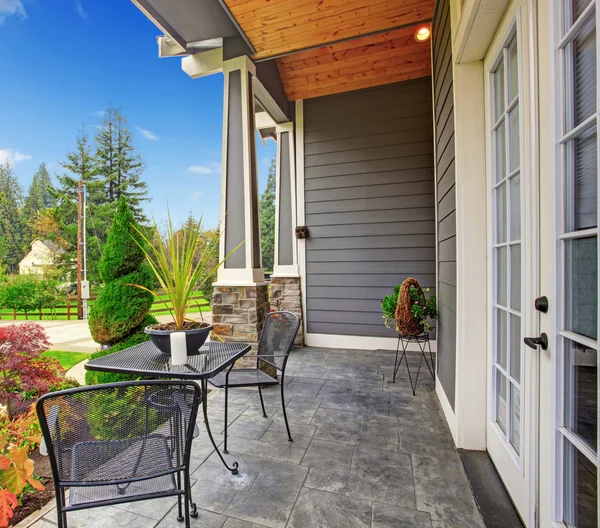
[36, 380, 201, 486]
[257, 311, 300, 371]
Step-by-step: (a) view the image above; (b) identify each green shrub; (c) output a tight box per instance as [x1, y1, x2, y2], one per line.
[85, 315, 156, 385]
[89, 198, 154, 345]
[86, 385, 161, 440]
[381, 285, 400, 328]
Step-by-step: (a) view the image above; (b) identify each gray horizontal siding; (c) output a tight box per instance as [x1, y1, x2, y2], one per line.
[433, 0, 457, 409]
[304, 79, 436, 339]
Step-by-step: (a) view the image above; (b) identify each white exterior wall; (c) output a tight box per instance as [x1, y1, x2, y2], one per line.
[18, 241, 57, 275]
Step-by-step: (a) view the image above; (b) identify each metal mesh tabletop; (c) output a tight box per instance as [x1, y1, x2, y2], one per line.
[85, 341, 251, 380]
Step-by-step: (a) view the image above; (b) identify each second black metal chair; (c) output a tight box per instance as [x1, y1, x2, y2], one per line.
[208, 311, 300, 450]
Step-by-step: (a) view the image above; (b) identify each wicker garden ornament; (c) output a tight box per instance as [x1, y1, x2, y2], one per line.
[395, 277, 426, 336]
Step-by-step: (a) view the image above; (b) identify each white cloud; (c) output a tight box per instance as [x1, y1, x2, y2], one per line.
[74, 0, 88, 19]
[0, 0, 26, 25]
[92, 110, 106, 117]
[190, 192, 203, 201]
[0, 148, 32, 165]
[137, 127, 158, 141]
[187, 165, 212, 175]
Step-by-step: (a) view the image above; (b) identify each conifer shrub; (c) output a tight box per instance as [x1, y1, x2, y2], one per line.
[89, 198, 156, 346]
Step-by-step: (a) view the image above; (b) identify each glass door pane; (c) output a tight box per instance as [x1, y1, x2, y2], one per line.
[491, 32, 524, 457]
[558, 1, 599, 524]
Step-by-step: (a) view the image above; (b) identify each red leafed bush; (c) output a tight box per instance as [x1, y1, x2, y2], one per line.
[0, 323, 63, 418]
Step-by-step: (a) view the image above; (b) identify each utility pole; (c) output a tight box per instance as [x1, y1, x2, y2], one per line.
[77, 180, 83, 320]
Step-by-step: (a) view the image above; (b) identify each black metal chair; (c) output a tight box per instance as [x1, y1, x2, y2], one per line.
[36, 380, 201, 528]
[208, 311, 300, 449]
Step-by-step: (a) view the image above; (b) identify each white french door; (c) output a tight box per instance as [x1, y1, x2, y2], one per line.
[485, 1, 539, 525]
[537, 0, 599, 526]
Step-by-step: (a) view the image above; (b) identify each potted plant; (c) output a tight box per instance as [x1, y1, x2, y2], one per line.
[381, 277, 437, 335]
[131, 213, 241, 357]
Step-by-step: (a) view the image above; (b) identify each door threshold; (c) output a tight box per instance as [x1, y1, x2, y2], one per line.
[459, 449, 525, 528]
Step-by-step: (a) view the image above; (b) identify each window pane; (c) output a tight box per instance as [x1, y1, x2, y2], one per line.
[496, 246, 507, 306]
[572, 18, 596, 127]
[508, 36, 519, 102]
[509, 106, 520, 173]
[510, 244, 521, 311]
[510, 174, 521, 241]
[496, 182, 507, 243]
[565, 236, 598, 340]
[496, 120, 506, 183]
[496, 308, 508, 368]
[567, 127, 597, 231]
[510, 384, 521, 454]
[571, 0, 593, 25]
[496, 369, 507, 434]
[565, 338, 597, 450]
[510, 313, 522, 382]
[494, 61, 505, 121]
[563, 439, 597, 528]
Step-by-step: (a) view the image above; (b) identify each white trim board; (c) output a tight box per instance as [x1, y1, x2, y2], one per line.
[306, 332, 438, 352]
[436, 380, 458, 445]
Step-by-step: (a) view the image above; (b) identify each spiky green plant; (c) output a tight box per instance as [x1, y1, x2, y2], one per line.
[131, 212, 242, 330]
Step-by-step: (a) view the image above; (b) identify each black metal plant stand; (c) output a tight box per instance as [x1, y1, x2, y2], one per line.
[389, 333, 435, 395]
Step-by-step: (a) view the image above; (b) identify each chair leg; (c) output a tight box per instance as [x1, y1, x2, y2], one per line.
[223, 382, 229, 454]
[184, 484, 191, 528]
[176, 472, 184, 522]
[56, 487, 67, 528]
[280, 379, 293, 442]
[185, 469, 198, 519]
[258, 385, 268, 418]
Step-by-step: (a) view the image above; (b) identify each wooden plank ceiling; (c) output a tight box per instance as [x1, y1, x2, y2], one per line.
[223, 0, 435, 100]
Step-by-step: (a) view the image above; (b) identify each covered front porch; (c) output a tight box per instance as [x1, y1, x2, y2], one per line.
[23, 347, 482, 528]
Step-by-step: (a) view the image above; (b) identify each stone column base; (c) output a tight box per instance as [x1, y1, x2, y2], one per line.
[212, 284, 270, 368]
[269, 277, 304, 346]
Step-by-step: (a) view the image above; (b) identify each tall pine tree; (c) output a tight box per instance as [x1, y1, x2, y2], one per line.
[0, 162, 25, 272]
[259, 158, 276, 272]
[54, 129, 108, 282]
[23, 163, 56, 245]
[95, 108, 149, 221]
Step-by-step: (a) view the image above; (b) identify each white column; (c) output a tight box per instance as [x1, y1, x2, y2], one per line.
[215, 56, 265, 286]
[272, 122, 299, 277]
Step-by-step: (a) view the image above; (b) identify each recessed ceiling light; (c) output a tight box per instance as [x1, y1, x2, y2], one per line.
[415, 26, 431, 42]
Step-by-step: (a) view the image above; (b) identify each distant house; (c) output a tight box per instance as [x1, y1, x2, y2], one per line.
[18, 240, 64, 275]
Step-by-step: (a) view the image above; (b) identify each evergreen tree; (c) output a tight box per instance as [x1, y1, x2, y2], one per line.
[95, 108, 149, 221]
[54, 129, 108, 282]
[89, 197, 155, 345]
[259, 158, 276, 272]
[0, 162, 25, 272]
[23, 163, 56, 245]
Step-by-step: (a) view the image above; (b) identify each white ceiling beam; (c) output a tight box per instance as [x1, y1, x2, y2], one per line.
[181, 48, 224, 79]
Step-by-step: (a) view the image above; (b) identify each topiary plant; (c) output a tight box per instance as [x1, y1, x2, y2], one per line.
[89, 198, 157, 346]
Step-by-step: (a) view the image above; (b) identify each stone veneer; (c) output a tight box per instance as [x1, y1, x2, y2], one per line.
[269, 277, 304, 346]
[212, 284, 270, 367]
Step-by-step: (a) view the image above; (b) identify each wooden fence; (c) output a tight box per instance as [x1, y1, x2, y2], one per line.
[0, 294, 210, 321]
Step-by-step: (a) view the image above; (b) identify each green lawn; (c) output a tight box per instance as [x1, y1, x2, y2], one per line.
[41, 350, 90, 370]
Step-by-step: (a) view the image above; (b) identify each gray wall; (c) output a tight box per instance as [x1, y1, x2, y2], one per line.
[433, 0, 457, 409]
[303, 79, 436, 338]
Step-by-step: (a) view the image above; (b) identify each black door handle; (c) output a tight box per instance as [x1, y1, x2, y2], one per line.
[524, 333, 548, 351]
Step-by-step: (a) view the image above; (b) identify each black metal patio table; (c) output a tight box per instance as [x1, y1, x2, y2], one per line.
[85, 340, 251, 475]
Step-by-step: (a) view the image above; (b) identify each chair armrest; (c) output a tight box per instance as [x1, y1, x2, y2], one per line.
[174, 393, 200, 439]
[40, 405, 59, 457]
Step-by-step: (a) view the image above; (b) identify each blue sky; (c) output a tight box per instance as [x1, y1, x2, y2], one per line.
[0, 0, 276, 228]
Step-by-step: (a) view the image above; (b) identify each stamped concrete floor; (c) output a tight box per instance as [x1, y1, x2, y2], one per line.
[22, 347, 484, 528]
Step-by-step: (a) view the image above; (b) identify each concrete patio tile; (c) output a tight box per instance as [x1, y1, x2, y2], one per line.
[190, 432, 224, 468]
[114, 481, 197, 520]
[271, 442, 309, 465]
[313, 426, 353, 444]
[249, 459, 309, 501]
[192, 451, 267, 491]
[310, 407, 363, 434]
[371, 503, 433, 528]
[224, 492, 295, 528]
[301, 439, 354, 473]
[305, 466, 415, 510]
[284, 378, 325, 398]
[208, 389, 256, 406]
[265, 416, 316, 437]
[293, 365, 326, 379]
[351, 446, 413, 478]
[156, 508, 226, 527]
[398, 427, 455, 457]
[217, 435, 284, 458]
[222, 518, 269, 528]
[260, 429, 312, 448]
[226, 416, 274, 440]
[44, 506, 156, 528]
[412, 454, 484, 527]
[191, 483, 237, 514]
[287, 488, 372, 528]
